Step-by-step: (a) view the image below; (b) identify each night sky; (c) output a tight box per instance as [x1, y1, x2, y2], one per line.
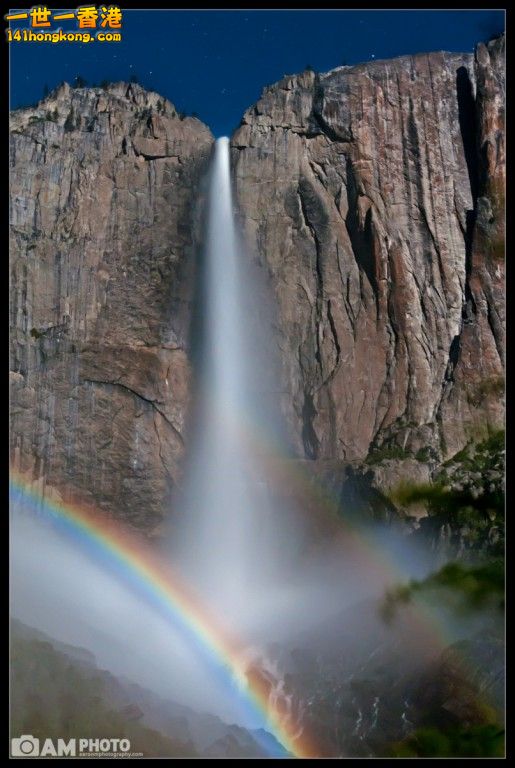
[9, 9, 505, 137]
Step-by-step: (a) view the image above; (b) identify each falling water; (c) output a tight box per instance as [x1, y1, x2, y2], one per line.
[172, 136, 348, 640]
[204, 137, 245, 415]
[173, 137, 276, 623]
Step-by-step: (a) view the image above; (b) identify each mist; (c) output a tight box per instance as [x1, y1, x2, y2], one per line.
[10, 508, 262, 727]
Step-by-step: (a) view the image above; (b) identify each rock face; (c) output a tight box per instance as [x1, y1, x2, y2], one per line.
[10, 37, 505, 528]
[438, 38, 505, 456]
[232, 36, 505, 465]
[10, 82, 213, 528]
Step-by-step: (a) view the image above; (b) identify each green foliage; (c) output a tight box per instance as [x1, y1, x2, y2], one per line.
[134, 106, 151, 120]
[381, 560, 504, 622]
[389, 430, 504, 555]
[475, 428, 504, 456]
[45, 109, 59, 122]
[366, 444, 411, 465]
[391, 481, 478, 516]
[415, 446, 434, 462]
[446, 429, 505, 466]
[377, 432, 505, 757]
[387, 724, 504, 757]
[437, 431, 504, 511]
[64, 109, 76, 133]
[30, 328, 43, 339]
[443, 445, 469, 466]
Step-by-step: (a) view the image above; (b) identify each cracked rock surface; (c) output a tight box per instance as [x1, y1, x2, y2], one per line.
[232, 38, 504, 465]
[10, 38, 504, 529]
[10, 82, 213, 528]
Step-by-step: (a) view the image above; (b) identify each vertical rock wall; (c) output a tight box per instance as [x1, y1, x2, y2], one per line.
[232, 37, 504, 464]
[10, 82, 213, 528]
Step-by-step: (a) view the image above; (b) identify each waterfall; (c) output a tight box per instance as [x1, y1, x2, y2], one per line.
[204, 137, 245, 414]
[173, 137, 355, 637]
[174, 137, 276, 624]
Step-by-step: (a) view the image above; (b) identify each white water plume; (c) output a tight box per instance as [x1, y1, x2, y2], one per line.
[171, 136, 306, 628]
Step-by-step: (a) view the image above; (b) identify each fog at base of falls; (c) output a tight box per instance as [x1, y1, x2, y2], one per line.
[10, 509, 268, 728]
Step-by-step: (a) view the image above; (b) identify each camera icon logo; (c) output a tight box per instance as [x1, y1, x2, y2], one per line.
[11, 735, 40, 757]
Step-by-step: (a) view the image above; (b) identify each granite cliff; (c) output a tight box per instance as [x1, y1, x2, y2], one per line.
[10, 82, 212, 528]
[232, 36, 505, 467]
[9, 37, 505, 530]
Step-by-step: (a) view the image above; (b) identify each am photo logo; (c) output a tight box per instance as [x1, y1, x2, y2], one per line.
[5, 5, 123, 43]
[11, 735, 133, 757]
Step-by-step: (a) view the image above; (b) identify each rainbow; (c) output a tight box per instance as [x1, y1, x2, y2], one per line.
[10, 456, 501, 757]
[9, 470, 321, 759]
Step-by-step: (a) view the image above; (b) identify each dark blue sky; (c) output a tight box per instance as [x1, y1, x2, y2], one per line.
[9, 9, 505, 136]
